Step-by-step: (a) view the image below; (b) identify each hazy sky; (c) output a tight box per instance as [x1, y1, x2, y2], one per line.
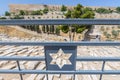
[0, 0, 120, 15]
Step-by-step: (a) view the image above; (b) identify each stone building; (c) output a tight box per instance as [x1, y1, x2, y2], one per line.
[9, 4, 119, 19]
[9, 4, 117, 14]
[9, 4, 74, 14]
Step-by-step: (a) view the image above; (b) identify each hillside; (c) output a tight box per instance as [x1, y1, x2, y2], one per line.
[0, 26, 70, 41]
[0, 26, 35, 38]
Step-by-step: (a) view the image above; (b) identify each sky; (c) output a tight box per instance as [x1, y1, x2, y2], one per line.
[0, 0, 120, 15]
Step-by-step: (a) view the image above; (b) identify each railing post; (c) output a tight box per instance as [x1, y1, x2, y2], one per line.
[44, 46, 48, 80]
[73, 49, 77, 80]
[99, 61, 106, 80]
[16, 60, 23, 80]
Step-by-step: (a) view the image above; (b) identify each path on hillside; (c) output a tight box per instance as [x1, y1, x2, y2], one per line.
[84, 26, 101, 41]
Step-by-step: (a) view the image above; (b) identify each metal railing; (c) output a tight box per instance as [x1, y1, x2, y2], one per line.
[0, 19, 120, 80]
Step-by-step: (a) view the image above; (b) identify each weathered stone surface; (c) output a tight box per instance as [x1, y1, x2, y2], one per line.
[0, 36, 120, 80]
[36, 63, 45, 70]
[25, 74, 37, 80]
[0, 76, 3, 80]
[0, 61, 9, 67]
[25, 61, 39, 69]
[12, 79, 19, 80]
[61, 75, 72, 80]
[82, 75, 92, 80]
[48, 75, 53, 80]
[53, 76, 59, 80]
[35, 75, 45, 80]
[76, 75, 82, 80]
[1, 64, 16, 69]
[91, 75, 98, 80]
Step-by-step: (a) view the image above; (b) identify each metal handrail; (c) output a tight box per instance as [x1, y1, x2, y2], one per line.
[0, 56, 119, 61]
[0, 41, 120, 46]
[0, 19, 120, 80]
[0, 56, 45, 61]
[0, 56, 119, 75]
[0, 70, 120, 74]
[0, 19, 120, 25]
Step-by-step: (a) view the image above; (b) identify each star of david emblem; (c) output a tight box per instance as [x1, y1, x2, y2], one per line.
[45, 46, 76, 71]
[50, 48, 72, 68]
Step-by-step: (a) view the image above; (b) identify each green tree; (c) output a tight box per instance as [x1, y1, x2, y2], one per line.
[106, 34, 111, 39]
[36, 25, 40, 33]
[50, 25, 55, 33]
[43, 8, 49, 14]
[112, 30, 119, 38]
[11, 15, 24, 19]
[46, 25, 49, 34]
[19, 10, 25, 15]
[63, 4, 95, 41]
[61, 5, 67, 12]
[0, 17, 6, 19]
[96, 8, 112, 14]
[5, 11, 11, 16]
[65, 10, 71, 18]
[116, 7, 120, 13]
[61, 25, 69, 33]
[31, 10, 43, 15]
[42, 25, 46, 33]
[56, 27, 60, 35]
